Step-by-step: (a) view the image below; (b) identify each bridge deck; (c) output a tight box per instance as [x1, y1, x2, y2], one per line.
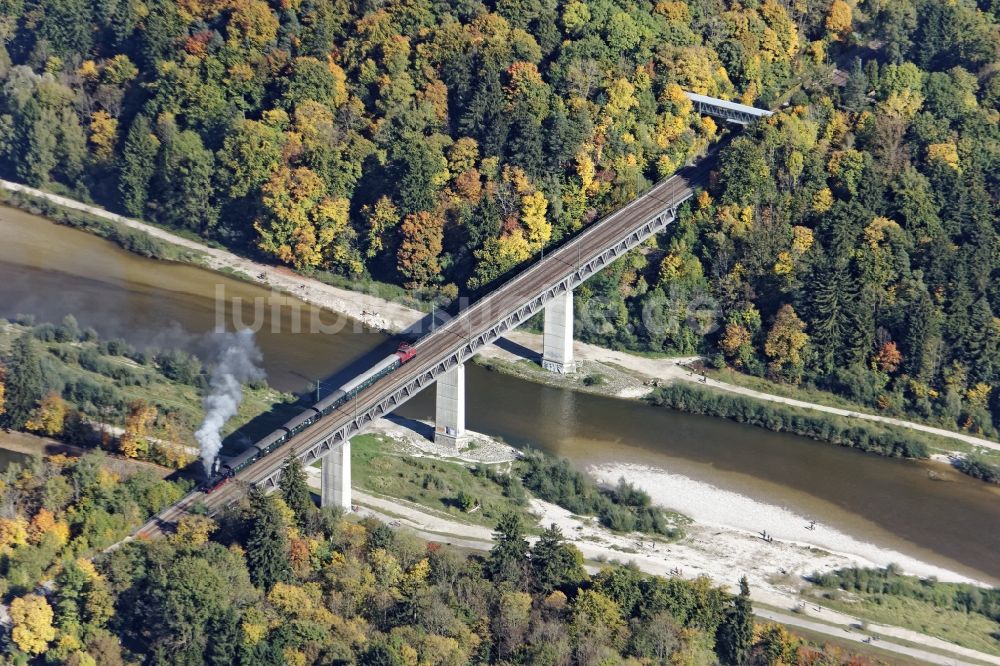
[685, 92, 773, 125]
[136, 154, 715, 537]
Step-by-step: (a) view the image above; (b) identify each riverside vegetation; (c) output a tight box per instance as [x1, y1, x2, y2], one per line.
[648, 383, 931, 459]
[0, 189, 194, 263]
[348, 434, 688, 539]
[649, 382, 1000, 482]
[0, 453, 890, 665]
[810, 565, 1000, 655]
[0, 0, 995, 440]
[0, 312, 690, 536]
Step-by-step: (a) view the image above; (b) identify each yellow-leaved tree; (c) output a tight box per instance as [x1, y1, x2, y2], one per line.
[226, 0, 279, 48]
[0, 516, 29, 553]
[360, 196, 400, 259]
[119, 400, 157, 459]
[825, 0, 852, 40]
[28, 508, 70, 546]
[25, 392, 67, 437]
[447, 137, 479, 175]
[173, 514, 217, 547]
[255, 166, 354, 271]
[10, 594, 56, 655]
[510, 167, 551, 252]
[812, 187, 833, 213]
[88, 111, 118, 164]
[764, 304, 809, 382]
[177, 0, 234, 23]
[521, 191, 550, 249]
[926, 142, 960, 171]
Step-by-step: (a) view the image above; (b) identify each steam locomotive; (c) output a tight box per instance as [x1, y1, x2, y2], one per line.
[201, 343, 416, 494]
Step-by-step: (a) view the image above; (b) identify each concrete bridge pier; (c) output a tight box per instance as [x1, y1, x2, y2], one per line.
[542, 290, 576, 373]
[320, 442, 352, 511]
[434, 362, 465, 449]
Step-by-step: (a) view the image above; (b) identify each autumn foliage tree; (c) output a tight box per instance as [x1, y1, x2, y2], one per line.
[173, 514, 217, 547]
[255, 166, 356, 271]
[88, 110, 118, 164]
[25, 392, 68, 437]
[825, 0, 853, 40]
[874, 341, 903, 374]
[119, 400, 157, 459]
[9, 594, 57, 655]
[397, 211, 444, 289]
[361, 196, 400, 259]
[764, 305, 809, 383]
[0, 362, 6, 418]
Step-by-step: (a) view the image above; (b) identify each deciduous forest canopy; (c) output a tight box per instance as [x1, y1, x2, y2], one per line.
[0, 451, 871, 665]
[0, 0, 997, 433]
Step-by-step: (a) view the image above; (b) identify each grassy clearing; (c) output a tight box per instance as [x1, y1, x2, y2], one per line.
[344, 434, 535, 530]
[809, 566, 1000, 657]
[708, 366, 876, 412]
[344, 433, 690, 541]
[752, 601, 971, 666]
[816, 593, 1000, 657]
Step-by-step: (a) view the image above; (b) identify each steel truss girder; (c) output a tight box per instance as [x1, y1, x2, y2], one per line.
[692, 100, 766, 125]
[256, 201, 686, 490]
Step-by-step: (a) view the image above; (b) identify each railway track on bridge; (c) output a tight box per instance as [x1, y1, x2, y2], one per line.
[132, 151, 716, 539]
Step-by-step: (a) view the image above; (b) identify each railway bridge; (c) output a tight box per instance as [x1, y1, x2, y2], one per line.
[137, 95, 771, 536]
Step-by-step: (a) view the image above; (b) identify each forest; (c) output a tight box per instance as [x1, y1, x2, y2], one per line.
[0, 0, 997, 435]
[0, 450, 887, 665]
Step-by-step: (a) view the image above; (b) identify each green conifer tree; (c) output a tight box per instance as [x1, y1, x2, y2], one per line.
[245, 487, 292, 591]
[716, 576, 753, 665]
[530, 523, 587, 593]
[3, 333, 46, 430]
[118, 115, 160, 217]
[279, 456, 314, 529]
[487, 511, 529, 587]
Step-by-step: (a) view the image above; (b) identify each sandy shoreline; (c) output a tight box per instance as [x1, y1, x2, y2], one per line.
[589, 461, 988, 586]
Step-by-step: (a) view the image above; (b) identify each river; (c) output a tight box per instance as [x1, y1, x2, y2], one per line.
[2, 204, 998, 583]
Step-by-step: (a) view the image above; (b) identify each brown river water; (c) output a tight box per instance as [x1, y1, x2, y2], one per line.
[1, 205, 998, 582]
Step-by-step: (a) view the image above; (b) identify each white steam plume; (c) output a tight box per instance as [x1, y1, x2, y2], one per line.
[195, 329, 266, 477]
